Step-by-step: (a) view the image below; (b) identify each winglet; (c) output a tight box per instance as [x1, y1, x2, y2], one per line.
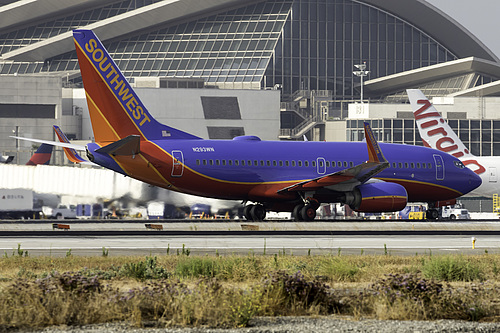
[363, 122, 386, 163]
[53, 125, 87, 163]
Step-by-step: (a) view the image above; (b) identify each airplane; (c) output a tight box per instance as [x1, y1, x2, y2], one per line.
[11, 29, 481, 221]
[1, 144, 53, 165]
[53, 125, 95, 165]
[408, 89, 497, 198]
[0, 155, 14, 164]
[25, 144, 53, 166]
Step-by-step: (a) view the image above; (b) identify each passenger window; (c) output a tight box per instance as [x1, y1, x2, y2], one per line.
[196, 159, 200, 165]
[428, 163, 432, 168]
[209, 160, 214, 166]
[416, 163, 420, 168]
[349, 162, 353, 167]
[298, 161, 302, 167]
[392, 162, 396, 168]
[254, 160, 258, 166]
[215, 160, 220, 166]
[404, 163, 408, 168]
[266, 160, 271, 166]
[203, 160, 207, 165]
[326, 161, 330, 167]
[312, 161, 316, 167]
[241, 160, 245, 166]
[305, 161, 309, 167]
[222, 160, 226, 166]
[247, 160, 252, 166]
[235, 160, 239, 166]
[398, 162, 402, 168]
[292, 161, 296, 167]
[343, 161, 347, 167]
[331, 161, 335, 167]
[285, 161, 289, 167]
[422, 162, 426, 168]
[273, 160, 277, 166]
[260, 160, 264, 166]
[279, 161, 283, 167]
[410, 162, 414, 168]
[228, 160, 233, 166]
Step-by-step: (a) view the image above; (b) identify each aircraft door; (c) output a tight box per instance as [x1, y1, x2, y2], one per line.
[433, 154, 444, 180]
[489, 167, 497, 183]
[171, 150, 184, 177]
[317, 157, 326, 175]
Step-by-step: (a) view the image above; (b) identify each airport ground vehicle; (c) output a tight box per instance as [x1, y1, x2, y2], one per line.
[147, 202, 186, 219]
[43, 204, 77, 219]
[0, 189, 41, 219]
[441, 205, 470, 220]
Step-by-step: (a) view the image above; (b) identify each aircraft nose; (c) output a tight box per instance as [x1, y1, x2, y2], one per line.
[467, 169, 482, 193]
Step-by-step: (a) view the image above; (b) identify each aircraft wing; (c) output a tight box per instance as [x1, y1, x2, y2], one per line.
[278, 122, 389, 193]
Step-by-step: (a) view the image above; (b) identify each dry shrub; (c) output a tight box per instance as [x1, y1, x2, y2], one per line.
[349, 273, 492, 321]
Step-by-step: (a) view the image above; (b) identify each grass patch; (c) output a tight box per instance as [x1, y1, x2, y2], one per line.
[421, 255, 484, 282]
[0, 253, 499, 330]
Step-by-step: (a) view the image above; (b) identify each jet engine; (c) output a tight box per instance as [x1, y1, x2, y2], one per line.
[344, 182, 407, 213]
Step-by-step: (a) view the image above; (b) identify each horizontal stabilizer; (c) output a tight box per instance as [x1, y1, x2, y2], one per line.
[10, 136, 85, 151]
[95, 135, 141, 156]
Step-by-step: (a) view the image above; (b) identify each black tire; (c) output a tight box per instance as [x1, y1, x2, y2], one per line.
[292, 204, 304, 221]
[426, 209, 439, 220]
[450, 214, 456, 220]
[243, 205, 254, 221]
[300, 205, 316, 221]
[250, 205, 266, 221]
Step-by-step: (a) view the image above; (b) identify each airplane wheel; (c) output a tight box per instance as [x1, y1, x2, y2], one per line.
[243, 205, 254, 221]
[250, 205, 266, 221]
[300, 205, 316, 221]
[292, 204, 304, 221]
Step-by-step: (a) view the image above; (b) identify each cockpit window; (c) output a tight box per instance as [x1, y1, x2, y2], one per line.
[454, 160, 465, 169]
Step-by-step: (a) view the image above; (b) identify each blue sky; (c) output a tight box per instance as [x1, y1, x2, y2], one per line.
[426, 0, 500, 59]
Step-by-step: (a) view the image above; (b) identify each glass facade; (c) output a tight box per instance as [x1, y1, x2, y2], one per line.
[0, 0, 463, 102]
[347, 119, 500, 156]
[0, 0, 160, 55]
[266, 0, 458, 100]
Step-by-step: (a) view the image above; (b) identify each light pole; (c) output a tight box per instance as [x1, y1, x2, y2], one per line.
[13, 126, 19, 164]
[353, 62, 370, 103]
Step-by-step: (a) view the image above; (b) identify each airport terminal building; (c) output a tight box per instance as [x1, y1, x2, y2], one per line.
[1, 0, 500, 164]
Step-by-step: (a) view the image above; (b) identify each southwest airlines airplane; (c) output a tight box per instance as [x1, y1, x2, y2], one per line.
[408, 89, 497, 198]
[12, 30, 481, 221]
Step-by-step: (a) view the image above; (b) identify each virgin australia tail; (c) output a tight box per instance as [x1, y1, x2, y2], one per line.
[72, 29, 201, 143]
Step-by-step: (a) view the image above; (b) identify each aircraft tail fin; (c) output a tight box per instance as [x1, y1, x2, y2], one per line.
[26, 144, 53, 165]
[407, 89, 473, 159]
[53, 125, 88, 163]
[72, 29, 201, 144]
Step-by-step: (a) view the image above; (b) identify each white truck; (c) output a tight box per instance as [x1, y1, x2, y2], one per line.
[43, 204, 77, 219]
[0, 189, 42, 219]
[441, 204, 470, 220]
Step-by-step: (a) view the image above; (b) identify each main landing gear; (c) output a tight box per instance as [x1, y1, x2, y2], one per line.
[243, 204, 266, 221]
[292, 198, 320, 222]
